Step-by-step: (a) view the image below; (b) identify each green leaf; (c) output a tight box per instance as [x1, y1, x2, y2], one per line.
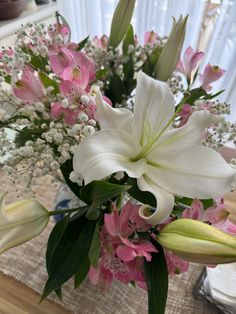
[46, 216, 70, 274]
[106, 72, 126, 104]
[127, 178, 156, 208]
[96, 68, 109, 80]
[39, 71, 59, 94]
[54, 287, 62, 300]
[42, 215, 96, 299]
[76, 36, 89, 51]
[204, 89, 225, 100]
[122, 24, 134, 55]
[109, 0, 136, 48]
[74, 258, 90, 288]
[80, 180, 131, 206]
[4, 75, 11, 84]
[60, 159, 82, 198]
[88, 221, 100, 267]
[144, 241, 168, 314]
[142, 47, 161, 77]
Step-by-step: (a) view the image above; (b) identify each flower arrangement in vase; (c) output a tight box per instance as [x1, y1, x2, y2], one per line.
[0, 1, 236, 313]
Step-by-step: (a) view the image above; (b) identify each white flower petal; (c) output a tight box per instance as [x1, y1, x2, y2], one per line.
[147, 145, 236, 199]
[132, 71, 175, 143]
[137, 175, 174, 224]
[151, 110, 220, 157]
[73, 129, 147, 184]
[95, 91, 133, 132]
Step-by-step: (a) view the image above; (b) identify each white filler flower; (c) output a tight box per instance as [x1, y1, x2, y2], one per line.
[73, 72, 236, 225]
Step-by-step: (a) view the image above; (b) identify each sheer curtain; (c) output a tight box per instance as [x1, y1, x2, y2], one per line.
[60, 0, 236, 121]
[61, 0, 206, 48]
[202, 0, 236, 121]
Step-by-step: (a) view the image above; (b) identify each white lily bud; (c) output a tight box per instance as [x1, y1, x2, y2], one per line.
[0, 194, 49, 254]
[109, 0, 136, 48]
[155, 15, 188, 81]
[157, 219, 236, 264]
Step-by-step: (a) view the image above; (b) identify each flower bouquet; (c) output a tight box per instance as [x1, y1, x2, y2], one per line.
[0, 1, 236, 313]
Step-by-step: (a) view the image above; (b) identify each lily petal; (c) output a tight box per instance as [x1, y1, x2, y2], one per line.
[95, 91, 133, 132]
[132, 72, 175, 143]
[146, 145, 236, 199]
[151, 110, 220, 157]
[138, 175, 175, 224]
[73, 129, 147, 184]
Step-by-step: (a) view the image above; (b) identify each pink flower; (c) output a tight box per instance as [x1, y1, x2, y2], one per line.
[50, 80, 96, 125]
[116, 237, 157, 262]
[93, 35, 108, 50]
[144, 31, 158, 46]
[165, 250, 189, 275]
[182, 198, 204, 220]
[178, 104, 194, 127]
[48, 23, 70, 44]
[88, 202, 155, 289]
[51, 102, 78, 125]
[50, 47, 95, 85]
[13, 67, 46, 103]
[200, 63, 225, 91]
[177, 46, 204, 80]
[203, 202, 236, 235]
[182, 198, 236, 235]
[62, 65, 89, 89]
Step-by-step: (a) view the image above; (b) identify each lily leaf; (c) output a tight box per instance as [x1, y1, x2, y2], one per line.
[88, 221, 100, 267]
[127, 178, 156, 208]
[123, 24, 134, 55]
[60, 159, 82, 198]
[39, 71, 59, 94]
[74, 258, 90, 288]
[80, 180, 131, 206]
[76, 35, 89, 51]
[42, 215, 96, 299]
[144, 241, 168, 314]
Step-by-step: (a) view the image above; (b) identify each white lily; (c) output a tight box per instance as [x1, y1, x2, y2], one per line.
[0, 194, 49, 254]
[73, 72, 236, 225]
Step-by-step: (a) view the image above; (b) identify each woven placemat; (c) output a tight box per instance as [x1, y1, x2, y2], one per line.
[0, 169, 217, 313]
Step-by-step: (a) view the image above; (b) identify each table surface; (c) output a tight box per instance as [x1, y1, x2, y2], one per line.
[0, 272, 69, 314]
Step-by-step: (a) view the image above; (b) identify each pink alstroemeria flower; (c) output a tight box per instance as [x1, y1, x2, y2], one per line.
[51, 80, 96, 125]
[93, 35, 108, 50]
[51, 102, 78, 125]
[177, 46, 204, 80]
[144, 31, 158, 46]
[50, 47, 95, 84]
[104, 204, 157, 263]
[88, 202, 155, 289]
[182, 198, 204, 220]
[200, 63, 225, 91]
[164, 250, 189, 275]
[178, 103, 194, 127]
[203, 202, 236, 235]
[13, 67, 46, 103]
[182, 198, 236, 235]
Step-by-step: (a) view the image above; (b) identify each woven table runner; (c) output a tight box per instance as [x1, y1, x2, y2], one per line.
[0, 169, 216, 313]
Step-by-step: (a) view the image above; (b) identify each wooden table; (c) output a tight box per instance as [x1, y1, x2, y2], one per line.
[0, 273, 69, 314]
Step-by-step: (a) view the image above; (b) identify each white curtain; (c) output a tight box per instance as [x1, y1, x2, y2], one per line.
[202, 0, 236, 121]
[61, 0, 206, 48]
[60, 0, 236, 121]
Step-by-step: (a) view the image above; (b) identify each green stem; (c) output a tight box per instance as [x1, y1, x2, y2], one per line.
[116, 193, 123, 209]
[48, 207, 87, 217]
